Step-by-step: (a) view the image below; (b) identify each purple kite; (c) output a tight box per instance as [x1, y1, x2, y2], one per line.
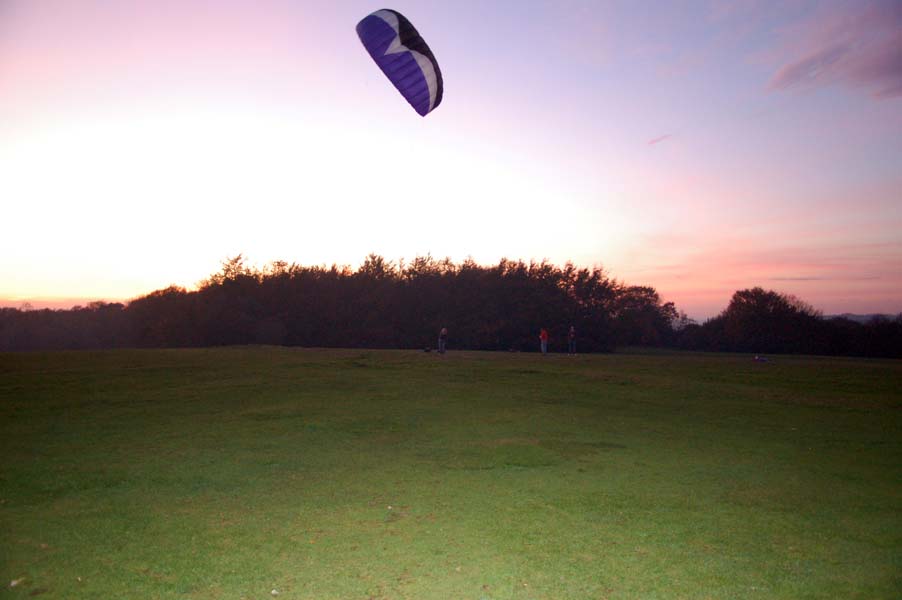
[356, 9, 443, 116]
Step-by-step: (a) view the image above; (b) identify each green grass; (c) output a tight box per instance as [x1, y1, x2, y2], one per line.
[1, 347, 900, 599]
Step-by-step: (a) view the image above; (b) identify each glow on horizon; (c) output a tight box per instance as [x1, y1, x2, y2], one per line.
[2, 0, 901, 320]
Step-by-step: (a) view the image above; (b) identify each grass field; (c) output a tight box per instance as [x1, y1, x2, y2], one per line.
[1, 347, 900, 599]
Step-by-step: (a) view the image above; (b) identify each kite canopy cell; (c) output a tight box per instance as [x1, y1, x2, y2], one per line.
[356, 9, 443, 116]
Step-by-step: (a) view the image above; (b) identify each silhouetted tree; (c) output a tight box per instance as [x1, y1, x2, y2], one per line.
[611, 286, 677, 346]
[716, 287, 822, 353]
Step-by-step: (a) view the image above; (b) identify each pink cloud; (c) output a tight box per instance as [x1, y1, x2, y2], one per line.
[615, 216, 902, 319]
[647, 134, 673, 146]
[769, 0, 902, 99]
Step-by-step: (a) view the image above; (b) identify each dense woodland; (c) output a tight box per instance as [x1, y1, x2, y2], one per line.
[1, 255, 900, 357]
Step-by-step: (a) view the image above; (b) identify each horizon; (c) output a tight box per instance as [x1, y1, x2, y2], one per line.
[2, 1, 901, 322]
[1, 253, 898, 322]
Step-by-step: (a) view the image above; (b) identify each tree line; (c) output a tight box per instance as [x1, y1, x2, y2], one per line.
[676, 287, 901, 358]
[1, 255, 899, 357]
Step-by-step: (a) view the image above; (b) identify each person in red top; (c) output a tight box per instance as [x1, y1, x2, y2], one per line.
[539, 328, 549, 355]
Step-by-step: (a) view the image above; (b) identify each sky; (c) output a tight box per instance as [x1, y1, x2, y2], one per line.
[1, 0, 900, 320]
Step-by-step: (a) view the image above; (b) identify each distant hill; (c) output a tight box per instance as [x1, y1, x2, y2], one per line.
[826, 313, 898, 324]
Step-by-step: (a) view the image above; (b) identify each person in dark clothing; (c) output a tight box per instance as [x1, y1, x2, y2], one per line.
[438, 326, 448, 354]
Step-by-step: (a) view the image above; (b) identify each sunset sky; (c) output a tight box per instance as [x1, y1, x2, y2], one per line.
[1, 0, 900, 319]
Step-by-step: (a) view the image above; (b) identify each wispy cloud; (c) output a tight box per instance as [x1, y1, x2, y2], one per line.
[769, 0, 902, 99]
[647, 134, 673, 146]
[770, 276, 883, 282]
[769, 277, 826, 281]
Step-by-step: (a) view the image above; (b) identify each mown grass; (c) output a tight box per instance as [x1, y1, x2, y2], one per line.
[1, 347, 900, 599]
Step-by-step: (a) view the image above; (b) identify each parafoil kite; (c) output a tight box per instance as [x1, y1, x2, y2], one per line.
[356, 9, 443, 116]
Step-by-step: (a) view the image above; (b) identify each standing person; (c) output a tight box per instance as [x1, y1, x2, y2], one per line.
[568, 325, 576, 355]
[438, 326, 448, 354]
[539, 328, 549, 355]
